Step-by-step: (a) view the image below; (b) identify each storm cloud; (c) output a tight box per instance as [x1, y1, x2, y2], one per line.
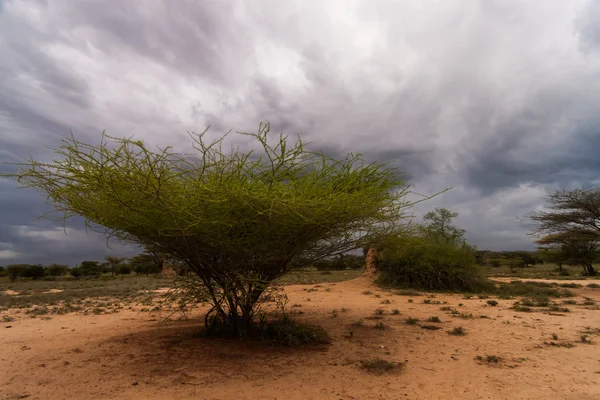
[1, 0, 600, 265]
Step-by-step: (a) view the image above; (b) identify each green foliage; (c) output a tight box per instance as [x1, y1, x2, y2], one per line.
[104, 256, 126, 277]
[420, 207, 465, 246]
[5, 123, 415, 337]
[376, 236, 487, 292]
[405, 317, 419, 325]
[486, 300, 498, 307]
[528, 188, 600, 276]
[117, 263, 133, 275]
[6, 264, 29, 282]
[79, 261, 103, 277]
[23, 264, 45, 280]
[448, 326, 466, 336]
[0, 266, 7, 278]
[130, 253, 163, 276]
[44, 264, 69, 277]
[359, 358, 401, 374]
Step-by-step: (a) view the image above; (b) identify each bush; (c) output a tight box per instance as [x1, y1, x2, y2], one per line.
[117, 264, 132, 275]
[23, 264, 46, 280]
[45, 264, 69, 277]
[6, 264, 30, 282]
[376, 236, 489, 292]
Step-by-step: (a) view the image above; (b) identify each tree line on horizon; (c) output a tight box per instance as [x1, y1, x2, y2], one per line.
[0, 249, 171, 282]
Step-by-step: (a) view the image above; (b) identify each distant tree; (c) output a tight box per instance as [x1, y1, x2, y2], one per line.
[130, 253, 163, 276]
[22, 264, 45, 280]
[6, 264, 29, 282]
[117, 263, 132, 275]
[0, 266, 6, 277]
[420, 207, 466, 247]
[537, 248, 568, 272]
[104, 256, 125, 277]
[489, 259, 501, 268]
[527, 188, 600, 276]
[536, 232, 598, 276]
[70, 266, 83, 279]
[512, 251, 537, 268]
[79, 261, 103, 277]
[475, 250, 489, 266]
[45, 264, 69, 277]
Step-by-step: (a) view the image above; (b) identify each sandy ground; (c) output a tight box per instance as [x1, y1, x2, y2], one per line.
[1, 277, 599, 400]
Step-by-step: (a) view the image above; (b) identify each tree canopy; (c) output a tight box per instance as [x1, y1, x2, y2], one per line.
[527, 188, 600, 276]
[420, 207, 466, 246]
[5, 122, 414, 335]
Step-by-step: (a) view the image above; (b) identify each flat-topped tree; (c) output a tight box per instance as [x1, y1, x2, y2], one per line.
[5, 122, 413, 336]
[527, 188, 600, 276]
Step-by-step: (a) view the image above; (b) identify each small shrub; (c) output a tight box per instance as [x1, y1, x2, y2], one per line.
[478, 294, 489, 299]
[2, 315, 15, 322]
[375, 308, 385, 315]
[512, 305, 532, 312]
[392, 309, 400, 315]
[374, 321, 385, 330]
[261, 315, 331, 346]
[551, 333, 558, 340]
[405, 317, 419, 325]
[408, 299, 414, 303]
[587, 283, 600, 288]
[582, 298, 596, 306]
[440, 306, 453, 311]
[486, 355, 499, 363]
[362, 290, 372, 295]
[394, 289, 422, 296]
[421, 325, 441, 330]
[352, 319, 364, 327]
[374, 294, 381, 298]
[428, 316, 441, 323]
[562, 300, 577, 305]
[448, 326, 466, 336]
[580, 335, 592, 344]
[486, 300, 498, 307]
[380, 299, 392, 304]
[359, 358, 401, 374]
[423, 299, 431, 304]
[558, 283, 581, 288]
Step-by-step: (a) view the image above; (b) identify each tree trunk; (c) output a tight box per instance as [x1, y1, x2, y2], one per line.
[583, 263, 596, 276]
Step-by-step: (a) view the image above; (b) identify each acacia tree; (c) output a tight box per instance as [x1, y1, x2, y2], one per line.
[105, 256, 125, 277]
[5, 123, 413, 336]
[527, 188, 600, 276]
[420, 207, 465, 246]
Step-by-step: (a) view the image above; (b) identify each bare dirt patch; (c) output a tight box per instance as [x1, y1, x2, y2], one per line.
[1, 277, 599, 400]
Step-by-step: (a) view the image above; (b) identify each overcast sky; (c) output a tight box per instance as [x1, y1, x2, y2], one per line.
[1, 0, 600, 266]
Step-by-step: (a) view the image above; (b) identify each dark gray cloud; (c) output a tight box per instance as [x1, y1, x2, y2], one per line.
[1, 0, 600, 265]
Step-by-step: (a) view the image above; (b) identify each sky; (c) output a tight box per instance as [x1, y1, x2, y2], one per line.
[1, 0, 600, 266]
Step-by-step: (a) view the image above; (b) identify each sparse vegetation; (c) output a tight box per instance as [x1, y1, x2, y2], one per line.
[374, 321, 386, 330]
[428, 316, 441, 323]
[359, 358, 402, 374]
[406, 317, 419, 325]
[448, 326, 466, 336]
[486, 300, 498, 306]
